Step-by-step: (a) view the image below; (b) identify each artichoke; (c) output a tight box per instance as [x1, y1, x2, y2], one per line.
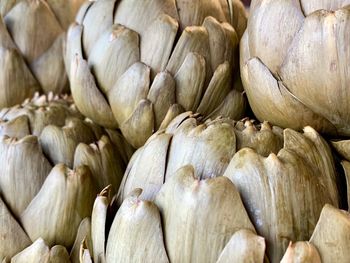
[0, 94, 130, 260]
[0, 0, 85, 108]
[67, 0, 248, 148]
[281, 204, 350, 263]
[118, 112, 339, 262]
[241, 0, 350, 136]
[83, 172, 263, 263]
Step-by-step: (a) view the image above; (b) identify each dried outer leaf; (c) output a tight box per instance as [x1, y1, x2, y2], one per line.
[279, 8, 350, 135]
[106, 189, 169, 263]
[216, 229, 266, 263]
[4, 0, 63, 63]
[0, 47, 40, 109]
[300, 0, 350, 16]
[147, 71, 176, 129]
[88, 24, 140, 94]
[234, 120, 283, 157]
[176, 0, 229, 30]
[11, 238, 70, 263]
[74, 135, 125, 194]
[206, 89, 246, 121]
[108, 62, 150, 126]
[166, 26, 211, 80]
[0, 135, 52, 217]
[0, 196, 31, 260]
[141, 14, 178, 78]
[158, 104, 185, 131]
[247, 0, 304, 74]
[70, 218, 92, 263]
[113, 0, 178, 35]
[227, 0, 247, 39]
[165, 117, 236, 180]
[80, 0, 115, 57]
[310, 204, 350, 263]
[174, 52, 206, 111]
[118, 132, 172, 202]
[241, 57, 337, 135]
[0, 115, 30, 138]
[91, 186, 111, 263]
[40, 118, 96, 168]
[224, 127, 339, 262]
[20, 164, 96, 248]
[155, 165, 255, 263]
[65, 23, 83, 80]
[197, 62, 231, 116]
[30, 33, 68, 94]
[70, 55, 118, 129]
[120, 99, 154, 149]
[280, 241, 321, 263]
[332, 140, 350, 161]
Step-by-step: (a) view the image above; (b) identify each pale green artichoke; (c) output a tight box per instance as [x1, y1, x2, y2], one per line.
[0, 94, 130, 261]
[0, 0, 85, 108]
[241, 0, 350, 136]
[66, 0, 248, 148]
[118, 112, 339, 262]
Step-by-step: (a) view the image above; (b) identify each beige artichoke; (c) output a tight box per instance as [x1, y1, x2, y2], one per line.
[81, 171, 264, 263]
[118, 112, 339, 262]
[241, 0, 350, 136]
[66, 0, 248, 148]
[0, 0, 85, 108]
[0, 94, 130, 261]
[280, 204, 350, 263]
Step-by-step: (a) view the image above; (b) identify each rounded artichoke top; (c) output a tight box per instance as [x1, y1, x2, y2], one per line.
[67, 0, 248, 148]
[241, 0, 350, 136]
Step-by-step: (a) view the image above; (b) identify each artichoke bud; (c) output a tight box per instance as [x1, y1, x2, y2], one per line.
[280, 242, 321, 263]
[0, 0, 85, 107]
[69, 0, 248, 148]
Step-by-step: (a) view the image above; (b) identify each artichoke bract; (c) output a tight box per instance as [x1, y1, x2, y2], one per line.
[84, 173, 263, 263]
[118, 112, 339, 262]
[0, 0, 85, 108]
[241, 0, 350, 136]
[0, 94, 130, 261]
[67, 0, 248, 148]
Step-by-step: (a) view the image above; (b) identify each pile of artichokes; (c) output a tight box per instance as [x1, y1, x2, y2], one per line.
[1, 0, 350, 262]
